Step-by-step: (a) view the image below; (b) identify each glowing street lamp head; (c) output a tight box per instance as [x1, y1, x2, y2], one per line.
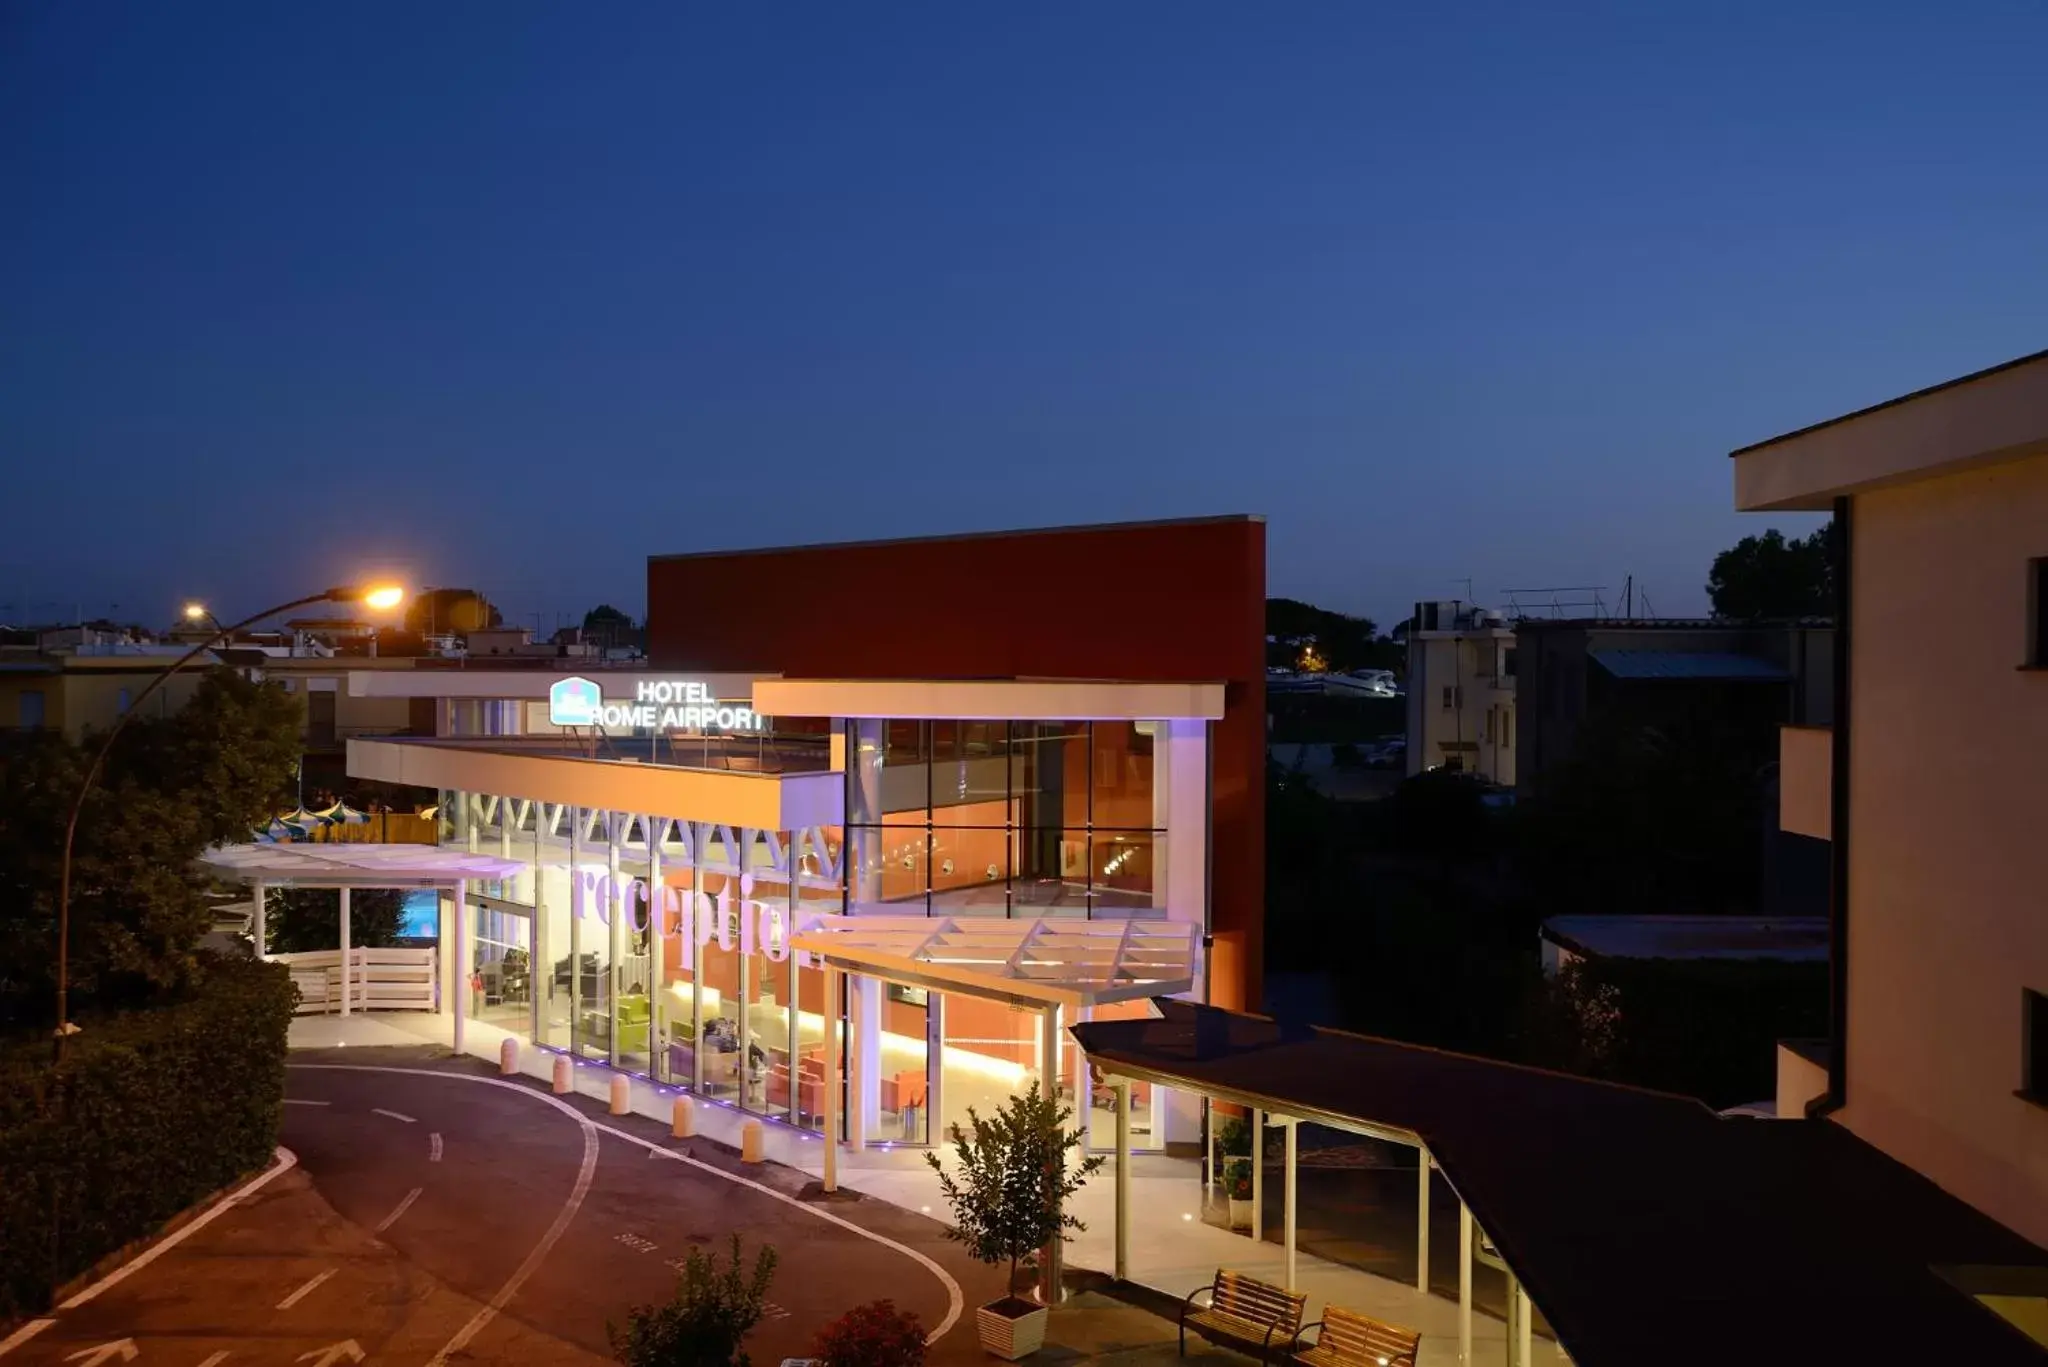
[328, 583, 406, 612]
[182, 603, 208, 622]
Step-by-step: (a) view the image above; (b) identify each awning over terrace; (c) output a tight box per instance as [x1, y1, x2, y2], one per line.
[1071, 999, 2048, 1367]
[198, 841, 527, 888]
[789, 914, 1197, 1010]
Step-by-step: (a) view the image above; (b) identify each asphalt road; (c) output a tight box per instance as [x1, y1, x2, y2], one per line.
[2, 1046, 1005, 1367]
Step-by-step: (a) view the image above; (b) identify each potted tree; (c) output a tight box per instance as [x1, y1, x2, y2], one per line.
[925, 1081, 1103, 1360]
[1216, 1115, 1254, 1229]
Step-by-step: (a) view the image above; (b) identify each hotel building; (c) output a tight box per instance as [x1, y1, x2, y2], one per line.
[342, 516, 1267, 1154]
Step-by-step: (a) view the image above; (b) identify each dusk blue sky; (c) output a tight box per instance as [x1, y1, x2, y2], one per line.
[5, 2, 2045, 633]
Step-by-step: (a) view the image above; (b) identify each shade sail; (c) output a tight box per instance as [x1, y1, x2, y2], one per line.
[198, 842, 527, 888]
[789, 914, 1196, 1009]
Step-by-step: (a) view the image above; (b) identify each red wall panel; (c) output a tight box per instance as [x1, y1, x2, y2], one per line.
[645, 516, 1266, 1010]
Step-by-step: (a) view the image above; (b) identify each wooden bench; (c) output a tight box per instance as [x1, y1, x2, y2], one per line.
[1288, 1306, 1420, 1367]
[1180, 1270, 1307, 1363]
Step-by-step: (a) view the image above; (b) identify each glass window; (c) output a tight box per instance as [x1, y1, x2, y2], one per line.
[1089, 722, 1155, 830]
[18, 690, 44, 728]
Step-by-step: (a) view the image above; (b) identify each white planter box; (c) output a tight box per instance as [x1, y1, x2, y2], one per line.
[976, 1299, 1049, 1360]
[1228, 1196, 1255, 1230]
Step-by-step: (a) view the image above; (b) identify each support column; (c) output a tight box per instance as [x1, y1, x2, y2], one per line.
[822, 967, 841, 1193]
[1250, 1108, 1264, 1242]
[689, 824, 703, 1095]
[1458, 1203, 1473, 1367]
[1417, 1148, 1432, 1294]
[453, 878, 468, 1056]
[1282, 1118, 1298, 1292]
[851, 974, 882, 1146]
[1516, 1283, 1533, 1367]
[926, 991, 946, 1145]
[338, 886, 352, 1016]
[251, 880, 266, 959]
[607, 812, 623, 1069]
[568, 808, 583, 1054]
[649, 818, 665, 1066]
[1039, 1003, 1063, 1306]
[1114, 1079, 1131, 1283]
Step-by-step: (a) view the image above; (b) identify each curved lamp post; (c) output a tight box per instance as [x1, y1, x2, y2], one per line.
[52, 583, 404, 1061]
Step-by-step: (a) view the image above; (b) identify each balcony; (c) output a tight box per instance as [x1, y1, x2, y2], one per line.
[1779, 724, 1832, 840]
[346, 734, 842, 830]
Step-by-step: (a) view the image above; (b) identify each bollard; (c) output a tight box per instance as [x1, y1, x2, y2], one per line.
[499, 1037, 519, 1077]
[740, 1119, 765, 1164]
[671, 1095, 694, 1138]
[552, 1056, 572, 1095]
[610, 1074, 631, 1116]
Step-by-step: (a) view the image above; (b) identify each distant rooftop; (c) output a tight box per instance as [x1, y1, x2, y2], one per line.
[1590, 649, 1792, 682]
[1542, 915, 1830, 963]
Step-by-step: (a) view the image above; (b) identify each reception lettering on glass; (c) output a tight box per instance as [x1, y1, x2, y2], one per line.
[569, 868, 804, 967]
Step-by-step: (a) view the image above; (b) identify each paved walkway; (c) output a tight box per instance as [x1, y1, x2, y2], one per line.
[293, 1012, 1566, 1365]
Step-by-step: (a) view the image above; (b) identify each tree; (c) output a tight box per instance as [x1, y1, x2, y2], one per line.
[609, 1235, 778, 1367]
[1265, 598, 1387, 672]
[1706, 524, 1837, 620]
[582, 604, 636, 651]
[264, 887, 405, 955]
[0, 668, 304, 1023]
[403, 588, 501, 636]
[924, 1081, 1102, 1303]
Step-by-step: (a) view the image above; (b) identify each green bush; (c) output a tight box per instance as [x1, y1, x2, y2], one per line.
[0, 953, 296, 1319]
[609, 1234, 779, 1367]
[813, 1299, 926, 1367]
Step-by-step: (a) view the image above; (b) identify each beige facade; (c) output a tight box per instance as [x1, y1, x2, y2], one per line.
[0, 650, 213, 741]
[1734, 348, 2048, 1246]
[1404, 601, 1516, 785]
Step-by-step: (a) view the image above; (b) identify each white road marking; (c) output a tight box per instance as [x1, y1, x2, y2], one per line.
[283, 1099, 330, 1107]
[370, 1108, 416, 1124]
[63, 1340, 135, 1366]
[276, 1267, 337, 1310]
[288, 1065, 966, 1345]
[294, 1341, 363, 1366]
[197, 1353, 231, 1367]
[375, 1186, 425, 1233]
[428, 1132, 444, 1162]
[0, 1321, 53, 1359]
[59, 1149, 299, 1311]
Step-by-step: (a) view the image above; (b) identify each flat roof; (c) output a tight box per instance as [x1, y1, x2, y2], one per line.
[1542, 915, 1830, 963]
[1589, 649, 1791, 682]
[648, 513, 1264, 562]
[1072, 1001, 2048, 1367]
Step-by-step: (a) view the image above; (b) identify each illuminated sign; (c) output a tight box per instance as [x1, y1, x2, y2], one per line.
[572, 870, 805, 968]
[548, 676, 765, 732]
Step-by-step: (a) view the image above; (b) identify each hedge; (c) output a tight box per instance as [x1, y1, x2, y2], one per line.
[0, 953, 296, 1319]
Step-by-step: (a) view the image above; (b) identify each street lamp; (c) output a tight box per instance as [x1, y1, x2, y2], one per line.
[52, 583, 406, 1061]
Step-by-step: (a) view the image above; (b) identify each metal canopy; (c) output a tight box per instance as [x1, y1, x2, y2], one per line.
[789, 914, 1197, 1009]
[197, 842, 528, 889]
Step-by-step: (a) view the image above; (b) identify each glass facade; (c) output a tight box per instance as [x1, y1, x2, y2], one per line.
[433, 710, 1185, 1153]
[847, 720, 1166, 917]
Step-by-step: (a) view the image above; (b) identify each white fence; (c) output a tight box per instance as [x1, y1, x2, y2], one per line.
[272, 948, 438, 1014]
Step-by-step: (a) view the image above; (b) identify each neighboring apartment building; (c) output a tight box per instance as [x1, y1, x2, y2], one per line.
[1513, 617, 1835, 796]
[1736, 346, 2048, 1250]
[1403, 599, 1516, 784]
[0, 640, 219, 741]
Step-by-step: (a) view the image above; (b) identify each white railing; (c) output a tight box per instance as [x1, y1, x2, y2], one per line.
[271, 947, 438, 1014]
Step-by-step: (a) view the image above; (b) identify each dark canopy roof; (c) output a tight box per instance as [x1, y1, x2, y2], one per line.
[1070, 1000, 2048, 1367]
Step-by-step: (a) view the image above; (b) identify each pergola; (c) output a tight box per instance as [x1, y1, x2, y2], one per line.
[197, 842, 527, 1044]
[789, 912, 1198, 1292]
